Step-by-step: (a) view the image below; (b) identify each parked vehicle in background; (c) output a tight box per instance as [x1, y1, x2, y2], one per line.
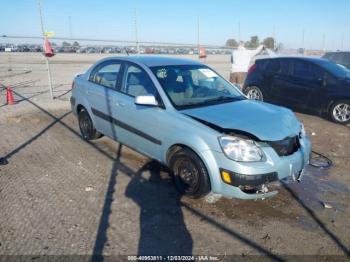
[243, 57, 350, 124]
[71, 56, 311, 200]
[323, 51, 350, 69]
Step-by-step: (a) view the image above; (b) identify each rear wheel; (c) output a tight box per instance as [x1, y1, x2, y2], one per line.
[329, 100, 350, 124]
[169, 148, 211, 198]
[244, 86, 264, 101]
[78, 109, 102, 140]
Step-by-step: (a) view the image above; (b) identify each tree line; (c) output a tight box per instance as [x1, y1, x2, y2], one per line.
[226, 36, 280, 50]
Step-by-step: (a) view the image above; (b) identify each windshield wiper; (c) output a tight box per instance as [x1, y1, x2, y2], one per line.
[202, 95, 241, 103]
[178, 96, 244, 110]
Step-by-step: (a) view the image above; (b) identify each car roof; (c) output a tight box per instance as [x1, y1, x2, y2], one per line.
[99, 55, 203, 67]
[257, 56, 331, 64]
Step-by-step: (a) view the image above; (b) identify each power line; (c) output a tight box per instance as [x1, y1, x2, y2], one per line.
[0, 34, 234, 49]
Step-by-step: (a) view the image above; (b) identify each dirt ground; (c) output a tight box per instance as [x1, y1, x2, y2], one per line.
[0, 53, 349, 260]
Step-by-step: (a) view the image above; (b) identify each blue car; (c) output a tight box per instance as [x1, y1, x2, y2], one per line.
[243, 57, 350, 124]
[70, 56, 311, 200]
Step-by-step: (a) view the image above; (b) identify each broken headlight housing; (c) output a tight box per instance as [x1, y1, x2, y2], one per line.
[218, 136, 265, 162]
[300, 123, 306, 136]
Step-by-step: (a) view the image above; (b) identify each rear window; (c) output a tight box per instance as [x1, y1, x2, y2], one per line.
[256, 59, 269, 70]
[265, 59, 290, 75]
[89, 61, 121, 88]
[279, 60, 290, 75]
[266, 60, 280, 72]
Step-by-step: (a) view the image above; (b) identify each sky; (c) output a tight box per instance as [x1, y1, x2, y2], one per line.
[1, 0, 349, 50]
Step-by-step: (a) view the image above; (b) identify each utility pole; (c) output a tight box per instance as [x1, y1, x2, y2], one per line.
[302, 29, 305, 54]
[322, 33, 326, 52]
[68, 16, 72, 39]
[134, 8, 139, 54]
[197, 16, 200, 59]
[238, 22, 241, 43]
[273, 25, 276, 50]
[38, 0, 54, 100]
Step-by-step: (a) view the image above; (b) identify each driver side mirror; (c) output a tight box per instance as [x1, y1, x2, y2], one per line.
[134, 95, 158, 107]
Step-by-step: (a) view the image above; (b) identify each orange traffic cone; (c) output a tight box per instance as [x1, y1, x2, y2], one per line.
[44, 38, 55, 58]
[199, 47, 207, 59]
[6, 86, 15, 105]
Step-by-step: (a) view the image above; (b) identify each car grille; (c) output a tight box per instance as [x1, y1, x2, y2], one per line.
[268, 136, 300, 156]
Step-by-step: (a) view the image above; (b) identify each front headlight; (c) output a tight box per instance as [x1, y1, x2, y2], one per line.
[218, 136, 264, 162]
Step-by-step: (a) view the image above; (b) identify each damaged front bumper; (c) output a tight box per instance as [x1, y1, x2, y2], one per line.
[201, 135, 311, 200]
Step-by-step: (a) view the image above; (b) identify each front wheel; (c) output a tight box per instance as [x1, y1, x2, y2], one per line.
[329, 100, 350, 124]
[169, 148, 211, 198]
[244, 86, 264, 101]
[78, 108, 102, 140]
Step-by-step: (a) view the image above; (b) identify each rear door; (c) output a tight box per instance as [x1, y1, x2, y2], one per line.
[86, 60, 124, 138]
[268, 58, 294, 106]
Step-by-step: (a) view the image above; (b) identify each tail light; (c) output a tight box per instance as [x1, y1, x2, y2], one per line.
[248, 64, 257, 74]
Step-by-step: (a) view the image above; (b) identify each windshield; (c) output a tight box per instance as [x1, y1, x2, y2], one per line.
[318, 60, 350, 79]
[151, 65, 245, 109]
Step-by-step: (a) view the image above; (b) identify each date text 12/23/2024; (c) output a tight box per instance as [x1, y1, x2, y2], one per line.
[127, 255, 219, 261]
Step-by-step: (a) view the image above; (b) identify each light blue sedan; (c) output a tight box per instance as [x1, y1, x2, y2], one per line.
[70, 56, 311, 199]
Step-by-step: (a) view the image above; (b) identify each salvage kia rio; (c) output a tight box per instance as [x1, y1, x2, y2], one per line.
[70, 56, 311, 199]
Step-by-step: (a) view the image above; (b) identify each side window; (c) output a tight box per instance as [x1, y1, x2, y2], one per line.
[256, 59, 269, 70]
[121, 64, 158, 97]
[293, 61, 315, 80]
[278, 60, 290, 75]
[266, 60, 280, 72]
[89, 62, 121, 89]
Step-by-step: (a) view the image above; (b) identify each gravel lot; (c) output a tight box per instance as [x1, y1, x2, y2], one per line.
[0, 53, 349, 259]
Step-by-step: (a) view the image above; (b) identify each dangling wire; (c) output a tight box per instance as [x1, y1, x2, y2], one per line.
[309, 150, 333, 169]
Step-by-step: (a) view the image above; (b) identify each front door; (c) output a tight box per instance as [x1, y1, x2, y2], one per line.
[268, 59, 294, 107]
[108, 63, 166, 160]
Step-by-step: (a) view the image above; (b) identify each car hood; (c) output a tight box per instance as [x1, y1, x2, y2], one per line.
[182, 100, 301, 141]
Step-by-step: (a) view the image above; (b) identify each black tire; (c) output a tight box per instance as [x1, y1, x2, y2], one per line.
[243, 86, 264, 101]
[329, 100, 350, 124]
[168, 148, 211, 198]
[78, 109, 102, 140]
